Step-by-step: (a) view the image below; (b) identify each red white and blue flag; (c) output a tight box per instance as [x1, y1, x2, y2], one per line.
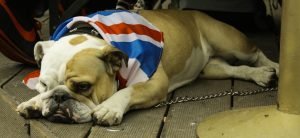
[23, 10, 164, 90]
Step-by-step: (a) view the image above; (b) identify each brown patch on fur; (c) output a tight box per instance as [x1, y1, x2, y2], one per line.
[65, 48, 122, 104]
[69, 35, 87, 46]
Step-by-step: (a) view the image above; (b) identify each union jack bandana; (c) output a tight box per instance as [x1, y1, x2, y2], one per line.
[23, 10, 164, 90]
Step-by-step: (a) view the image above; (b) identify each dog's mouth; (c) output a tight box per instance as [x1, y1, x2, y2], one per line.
[45, 98, 92, 124]
[46, 100, 76, 123]
[47, 108, 74, 123]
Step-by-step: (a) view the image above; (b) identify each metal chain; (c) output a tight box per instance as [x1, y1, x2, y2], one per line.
[154, 87, 278, 108]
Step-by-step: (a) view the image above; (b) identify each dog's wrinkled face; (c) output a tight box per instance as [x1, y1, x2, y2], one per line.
[65, 48, 123, 103]
[39, 85, 95, 123]
[34, 35, 128, 123]
[45, 48, 127, 123]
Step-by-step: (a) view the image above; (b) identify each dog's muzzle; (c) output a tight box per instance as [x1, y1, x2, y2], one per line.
[44, 87, 92, 123]
[45, 90, 74, 123]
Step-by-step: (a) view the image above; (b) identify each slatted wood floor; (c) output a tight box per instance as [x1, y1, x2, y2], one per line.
[0, 29, 278, 137]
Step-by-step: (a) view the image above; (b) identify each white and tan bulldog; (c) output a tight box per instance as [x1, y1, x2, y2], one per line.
[16, 10, 279, 125]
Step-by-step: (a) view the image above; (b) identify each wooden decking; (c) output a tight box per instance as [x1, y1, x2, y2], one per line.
[0, 31, 278, 137]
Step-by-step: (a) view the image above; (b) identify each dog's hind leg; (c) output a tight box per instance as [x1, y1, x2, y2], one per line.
[251, 49, 279, 76]
[200, 58, 277, 87]
[195, 12, 279, 76]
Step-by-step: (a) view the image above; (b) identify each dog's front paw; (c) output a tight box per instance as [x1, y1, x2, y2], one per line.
[92, 88, 131, 126]
[252, 67, 277, 87]
[92, 103, 124, 126]
[16, 101, 42, 119]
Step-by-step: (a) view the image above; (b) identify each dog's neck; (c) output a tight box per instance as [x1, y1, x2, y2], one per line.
[64, 22, 103, 39]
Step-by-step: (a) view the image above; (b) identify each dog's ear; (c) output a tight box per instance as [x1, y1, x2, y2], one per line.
[34, 40, 55, 67]
[100, 46, 128, 75]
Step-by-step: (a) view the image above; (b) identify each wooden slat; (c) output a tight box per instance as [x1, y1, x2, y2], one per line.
[0, 53, 23, 85]
[0, 53, 29, 137]
[161, 79, 232, 137]
[0, 89, 29, 138]
[3, 67, 93, 137]
[232, 80, 277, 109]
[2, 67, 40, 103]
[30, 120, 92, 138]
[88, 106, 167, 137]
[30, 120, 57, 138]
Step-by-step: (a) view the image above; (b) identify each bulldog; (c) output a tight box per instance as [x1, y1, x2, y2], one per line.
[16, 10, 279, 125]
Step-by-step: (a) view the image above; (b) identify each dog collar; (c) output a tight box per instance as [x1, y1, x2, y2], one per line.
[64, 21, 103, 39]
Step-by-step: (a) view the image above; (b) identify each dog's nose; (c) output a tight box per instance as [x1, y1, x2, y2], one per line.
[53, 90, 71, 103]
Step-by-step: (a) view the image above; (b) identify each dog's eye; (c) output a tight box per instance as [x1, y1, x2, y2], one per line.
[76, 82, 91, 92]
[40, 81, 47, 87]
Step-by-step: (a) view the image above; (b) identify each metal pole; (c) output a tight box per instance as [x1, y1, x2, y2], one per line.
[278, 0, 300, 114]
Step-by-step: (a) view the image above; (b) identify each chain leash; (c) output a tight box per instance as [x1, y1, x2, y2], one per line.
[154, 87, 278, 108]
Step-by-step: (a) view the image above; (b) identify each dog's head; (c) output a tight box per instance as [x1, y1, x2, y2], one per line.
[34, 34, 128, 123]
